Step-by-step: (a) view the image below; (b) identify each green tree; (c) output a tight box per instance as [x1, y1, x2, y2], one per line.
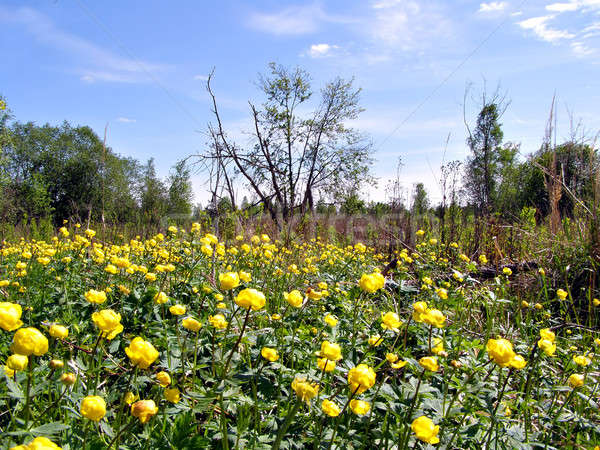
[140, 158, 168, 224]
[202, 63, 373, 226]
[464, 89, 508, 215]
[411, 182, 430, 215]
[167, 160, 193, 216]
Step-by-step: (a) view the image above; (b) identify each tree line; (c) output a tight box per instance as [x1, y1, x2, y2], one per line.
[1, 64, 598, 231]
[0, 96, 194, 227]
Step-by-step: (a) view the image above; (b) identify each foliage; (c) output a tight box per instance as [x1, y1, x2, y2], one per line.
[0, 225, 599, 449]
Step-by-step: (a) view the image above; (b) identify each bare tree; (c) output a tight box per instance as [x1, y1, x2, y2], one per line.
[191, 63, 374, 228]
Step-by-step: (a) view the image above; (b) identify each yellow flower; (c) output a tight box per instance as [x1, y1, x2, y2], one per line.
[368, 335, 383, 347]
[386, 353, 399, 363]
[391, 360, 408, 369]
[80, 396, 106, 421]
[486, 338, 516, 367]
[208, 314, 228, 330]
[49, 359, 64, 369]
[239, 271, 252, 283]
[105, 264, 118, 274]
[154, 291, 169, 304]
[4, 365, 15, 377]
[7, 354, 28, 371]
[416, 229, 425, 236]
[0, 302, 24, 331]
[60, 372, 77, 386]
[317, 357, 336, 372]
[219, 272, 240, 290]
[125, 337, 159, 369]
[539, 328, 555, 342]
[284, 290, 304, 308]
[291, 376, 319, 403]
[521, 300, 529, 308]
[48, 324, 69, 339]
[11, 327, 48, 356]
[306, 288, 323, 300]
[216, 302, 227, 309]
[435, 288, 448, 300]
[358, 272, 385, 293]
[556, 289, 568, 300]
[479, 254, 488, 264]
[13, 437, 62, 450]
[593, 298, 600, 307]
[235, 288, 266, 311]
[156, 371, 171, 387]
[354, 242, 367, 252]
[92, 310, 123, 340]
[502, 267, 512, 276]
[182, 317, 202, 332]
[419, 356, 439, 372]
[324, 313, 338, 327]
[84, 289, 107, 304]
[165, 388, 181, 403]
[412, 301, 429, 323]
[118, 285, 130, 295]
[321, 399, 341, 417]
[261, 347, 279, 362]
[124, 391, 139, 405]
[169, 304, 186, 315]
[538, 339, 556, 357]
[145, 272, 157, 282]
[411, 416, 440, 444]
[424, 309, 446, 328]
[432, 338, 445, 355]
[131, 399, 158, 424]
[347, 364, 376, 394]
[509, 355, 527, 370]
[381, 311, 402, 332]
[349, 399, 371, 415]
[573, 355, 591, 366]
[271, 313, 281, 320]
[568, 373, 584, 388]
[318, 341, 342, 361]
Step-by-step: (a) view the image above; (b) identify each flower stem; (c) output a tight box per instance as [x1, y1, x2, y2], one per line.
[271, 399, 302, 450]
[221, 307, 251, 382]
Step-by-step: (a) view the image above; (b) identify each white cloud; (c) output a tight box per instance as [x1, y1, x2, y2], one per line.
[367, 0, 453, 50]
[194, 74, 209, 81]
[582, 21, 600, 38]
[518, 15, 575, 42]
[478, 2, 509, 13]
[546, 2, 579, 12]
[117, 117, 136, 123]
[0, 6, 169, 83]
[544, 0, 600, 13]
[247, 4, 355, 35]
[571, 41, 595, 56]
[307, 43, 338, 58]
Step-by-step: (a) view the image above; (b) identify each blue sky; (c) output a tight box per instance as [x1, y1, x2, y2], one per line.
[1, 0, 599, 205]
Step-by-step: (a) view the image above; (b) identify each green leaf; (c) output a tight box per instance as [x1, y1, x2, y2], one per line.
[30, 422, 70, 436]
[6, 376, 24, 400]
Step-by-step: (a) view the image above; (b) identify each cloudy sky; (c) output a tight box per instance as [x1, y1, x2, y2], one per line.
[1, 0, 599, 205]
